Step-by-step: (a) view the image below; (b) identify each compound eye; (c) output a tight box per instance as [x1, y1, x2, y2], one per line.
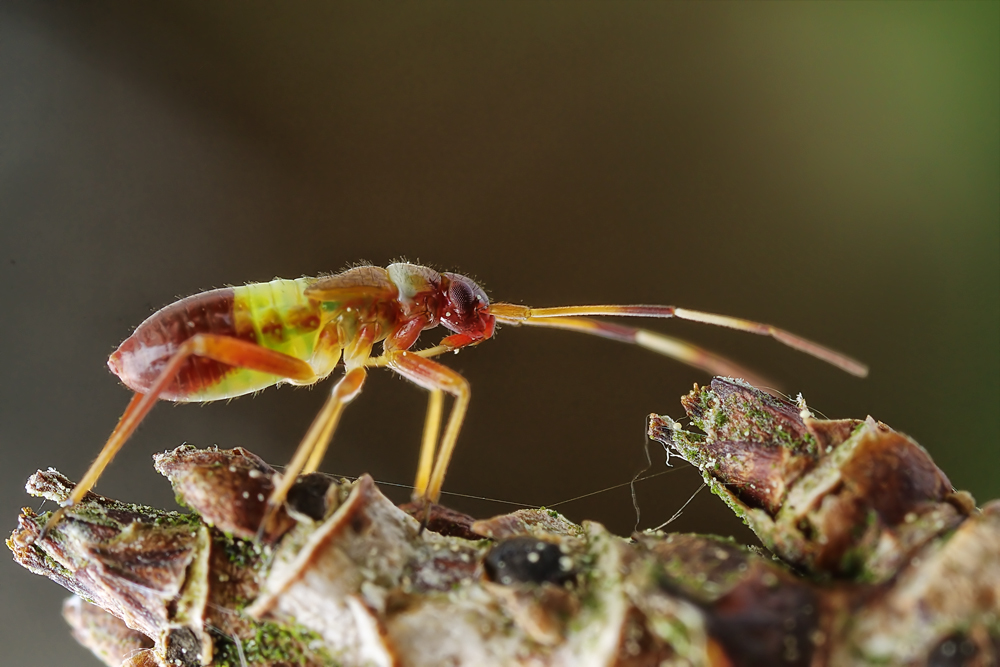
[440, 272, 494, 338]
[449, 280, 475, 312]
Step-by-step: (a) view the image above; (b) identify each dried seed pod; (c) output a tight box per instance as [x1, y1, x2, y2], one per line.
[63, 596, 155, 666]
[835, 501, 1000, 665]
[8, 469, 214, 664]
[649, 377, 999, 664]
[649, 377, 967, 581]
[153, 445, 298, 541]
[8, 378, 1000, 667]
[8, 457, 334, 667]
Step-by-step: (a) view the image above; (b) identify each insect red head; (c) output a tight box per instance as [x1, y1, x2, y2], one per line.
[439, 272, 495, 341]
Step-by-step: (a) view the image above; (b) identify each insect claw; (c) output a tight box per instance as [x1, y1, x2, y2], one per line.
[411, 497, 432, 536]
[255, 503, 278, 543]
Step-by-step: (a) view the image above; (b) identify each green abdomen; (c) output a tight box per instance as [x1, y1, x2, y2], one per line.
[190, 278, 323, 400]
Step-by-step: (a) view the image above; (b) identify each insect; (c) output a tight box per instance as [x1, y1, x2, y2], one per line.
[42, 262, 867, 537]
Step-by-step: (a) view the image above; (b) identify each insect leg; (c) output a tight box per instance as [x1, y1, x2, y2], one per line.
[43, 391, 146, 533]
[385, 351, 471, 502]
[364, 343, 453, 367]
[41, 334, 319, 538]
[415, 389, 444, 499]
[260, 325, 377, 535]
[300, 368, 367, 475]
[265, 366, 368, 509]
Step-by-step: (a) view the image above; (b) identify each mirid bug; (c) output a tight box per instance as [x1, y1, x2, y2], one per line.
[41, 262, 867, 537]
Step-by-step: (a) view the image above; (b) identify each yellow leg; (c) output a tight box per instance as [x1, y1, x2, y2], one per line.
[387, 351, 471, 503]
[258, 367, 367, 537]
[260, 325, 376, 536]
[300, 323, 376, 475]
[275, 366, 367, 487]
[427, 385, 470, 503]
[414, 389, 444, 499]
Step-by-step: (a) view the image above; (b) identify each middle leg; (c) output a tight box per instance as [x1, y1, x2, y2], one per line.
[260, 324, 377, 535]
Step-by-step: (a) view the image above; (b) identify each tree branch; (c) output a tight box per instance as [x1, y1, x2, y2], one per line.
[8, 378, 999, 666]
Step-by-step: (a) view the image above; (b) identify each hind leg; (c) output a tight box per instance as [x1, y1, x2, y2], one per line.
[41, 334, 320, 539]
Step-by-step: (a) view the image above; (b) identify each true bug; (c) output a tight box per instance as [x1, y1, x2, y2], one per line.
[42, 262, 867, 536]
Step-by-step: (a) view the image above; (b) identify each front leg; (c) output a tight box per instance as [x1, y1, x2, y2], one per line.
[386, 350, 472, 503]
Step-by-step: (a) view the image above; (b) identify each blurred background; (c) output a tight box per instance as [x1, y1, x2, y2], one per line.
[1, 2, 996, 664]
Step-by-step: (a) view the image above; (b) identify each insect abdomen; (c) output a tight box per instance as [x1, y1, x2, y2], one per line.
[109, 278, 323, 402]
[232, 278, 321, 361]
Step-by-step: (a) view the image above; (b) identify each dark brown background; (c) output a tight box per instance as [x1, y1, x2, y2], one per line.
[1, 3, 997, 664]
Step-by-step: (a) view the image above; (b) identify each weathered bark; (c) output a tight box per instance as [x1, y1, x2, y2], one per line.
[8, 379, 999, 666]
